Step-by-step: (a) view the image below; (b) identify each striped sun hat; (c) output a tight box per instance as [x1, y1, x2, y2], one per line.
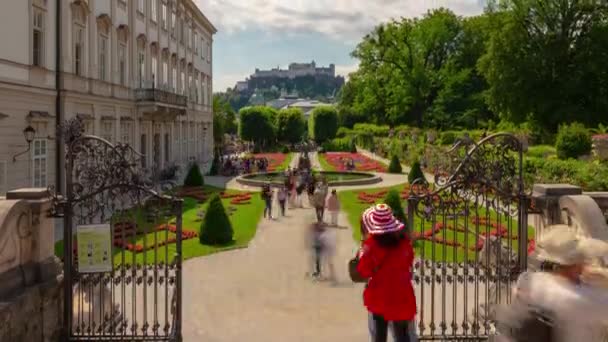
[362, 203, 404, 235]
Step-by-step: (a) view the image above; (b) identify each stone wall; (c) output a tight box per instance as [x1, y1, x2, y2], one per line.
[0, 188, 63, 342]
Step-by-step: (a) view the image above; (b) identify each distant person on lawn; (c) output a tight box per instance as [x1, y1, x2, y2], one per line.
[325, 189, 340, 226]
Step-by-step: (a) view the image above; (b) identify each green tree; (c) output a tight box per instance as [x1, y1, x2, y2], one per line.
[200, 194, 234, 245]
[384, 189, 406, 224]
[276, 107, 306, 144]
[184, 163, 204, 187]
[308, 106, 339, 143]
[479, 0, 608, 131]
[238, 106, 277, 147]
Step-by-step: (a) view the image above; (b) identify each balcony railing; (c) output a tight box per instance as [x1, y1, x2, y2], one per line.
[135, 88, 187, 107]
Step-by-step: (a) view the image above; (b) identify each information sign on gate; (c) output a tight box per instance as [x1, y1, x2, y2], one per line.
[77, 224, 112, 273]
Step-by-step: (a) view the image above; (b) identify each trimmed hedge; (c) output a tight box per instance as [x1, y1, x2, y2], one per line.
[408, 159, 426, 184]
[199, 194, 234, 245]
[184, 163, 204, 187]
[555, 123, 592, 160]
[385, 189, 406, 225]
[308, 106, 339, 143]
[388, 155, 402, 174]
[208, 153, 220, 176]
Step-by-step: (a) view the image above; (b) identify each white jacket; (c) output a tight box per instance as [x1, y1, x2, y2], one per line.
[509, 271, 608, 341]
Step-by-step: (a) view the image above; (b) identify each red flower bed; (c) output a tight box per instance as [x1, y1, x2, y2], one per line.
[112, 223, 198, 253]
[324, 152, 386, 172]
[253, 153, 288, 172]
[357, 190, 388, 204]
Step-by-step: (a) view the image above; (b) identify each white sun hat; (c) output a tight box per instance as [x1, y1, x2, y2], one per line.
[536, 225, 608, 266]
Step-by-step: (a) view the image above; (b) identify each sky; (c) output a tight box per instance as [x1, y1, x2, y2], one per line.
[194, 0, 487, 92]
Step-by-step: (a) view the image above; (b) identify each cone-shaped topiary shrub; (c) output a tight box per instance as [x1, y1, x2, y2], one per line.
[408, 159, 426, 185]
[208, 153, 220, 176]
[385, 189, 406, 224]
[200, 194, 234, 245]
[281, 145, 290, 153]
[184, 163, 204, 187]
[388, 155, 402, 174]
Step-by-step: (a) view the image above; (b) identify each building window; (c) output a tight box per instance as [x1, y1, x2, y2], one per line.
[172, 64, 177, 92]
[151, 0, 157, 22]
[171, 11, 176, 37]
[101, 121, 113, 142]
[32, 9, 44, 66]
[140, 134, 147, 168]
[180, 21, 184, 44]
[203, 77, 208, 105]
[98, 35, 108, 81]
[175, 123, 181, 161]
[189, 124, 195, 159]
[182, 123, 187, 159]
[119, 44, 127, 86]
[138, 48, 145, 87]
[164, 133, 170, 162]
[188, 74, 192, 99]
[180, 70, 185, 95]
[207, 42, 211, 62]
[162, 58, 168, 88]
[74, 26, 84, 76]
[152, 55, 158, 88]
[120, 121, 133, 145]
[195, 78, 199, 104]
[161, 2, 167, 29]
[138, 0, 145, 14]
[201, 38, 205, 60]
[32, 139, 47, 188]
[194, 32, 198, 54]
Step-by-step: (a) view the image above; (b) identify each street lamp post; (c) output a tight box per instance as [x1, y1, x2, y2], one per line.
[12, 125, 37, 162]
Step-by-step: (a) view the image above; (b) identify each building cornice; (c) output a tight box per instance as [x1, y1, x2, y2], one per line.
[183, 0, 217, 34]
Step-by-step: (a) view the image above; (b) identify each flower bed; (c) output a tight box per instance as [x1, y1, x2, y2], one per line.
[322, 152, 387, 172]
[112, 223, 199, 253]
[253, 153, 289, 172]
[412, 221, 535, 254]
[220, 191, 253, 205]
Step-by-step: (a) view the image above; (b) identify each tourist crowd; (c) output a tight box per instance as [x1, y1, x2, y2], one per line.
[219, 155, 270, 176]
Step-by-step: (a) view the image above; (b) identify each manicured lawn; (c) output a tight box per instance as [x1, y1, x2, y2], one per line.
[55, 185, 265, 265]
[339, 184, 535, 262]
[278, 152, 294, 171]
[318, 153, 335, 171]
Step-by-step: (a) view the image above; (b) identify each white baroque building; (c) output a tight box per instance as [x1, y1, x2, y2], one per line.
[0, 0, 216, 195]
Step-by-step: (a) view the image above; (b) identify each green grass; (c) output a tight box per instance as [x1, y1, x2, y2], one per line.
[318, 153, 335, 171]
[276, 153, 294, 171]
[338, 183, 535, 262]
[55, 185, 265, 265]
[244, 171, 374, 183]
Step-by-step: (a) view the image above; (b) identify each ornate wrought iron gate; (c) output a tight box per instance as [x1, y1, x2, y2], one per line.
[51, 118, 183, 341]
[407, 133, 528, 341]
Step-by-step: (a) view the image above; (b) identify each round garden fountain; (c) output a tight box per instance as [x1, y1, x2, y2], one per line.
[236, 170, 382, 187]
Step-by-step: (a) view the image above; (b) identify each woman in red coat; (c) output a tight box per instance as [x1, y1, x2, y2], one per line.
[357, 203, 417, 342]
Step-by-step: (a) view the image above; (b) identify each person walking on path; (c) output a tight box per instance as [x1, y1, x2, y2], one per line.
[313, 187, 327, 223]
[325, 189, 340, 226]
[307, 221, 325, 280]
[277, 186, 288, 216]
[353, 204, 417, 342]
[496, 225, 608, 342]
[262, 185, 273, 219]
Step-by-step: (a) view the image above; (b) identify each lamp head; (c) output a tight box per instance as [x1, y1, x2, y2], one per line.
[24, 125, 36, 143]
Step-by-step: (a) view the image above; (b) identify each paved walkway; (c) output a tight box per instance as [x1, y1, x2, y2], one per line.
[182, 196, 369, 342]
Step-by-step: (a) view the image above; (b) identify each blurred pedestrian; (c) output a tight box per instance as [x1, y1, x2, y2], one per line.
[326, 189, 340, 226]
[262, 185, 273, 219]
[277, 186, 288, 216]
[350, 204, 417, 342]
[313, 187, 326, 223]
[496, 225, 608, 342]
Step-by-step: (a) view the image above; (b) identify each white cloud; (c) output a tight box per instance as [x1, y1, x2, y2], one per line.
[335, 63, 360, 80]
[214, 72, 249, 93]
[196, 0, 485, 42]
